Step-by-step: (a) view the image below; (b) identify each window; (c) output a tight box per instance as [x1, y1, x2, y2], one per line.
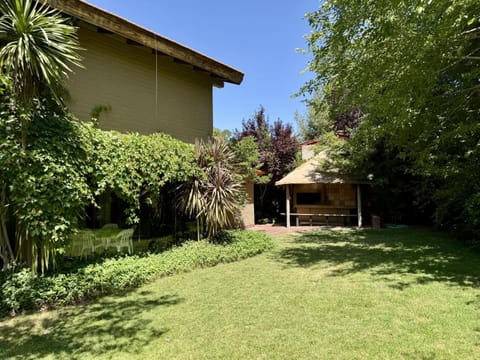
[296, 192, 322, 205]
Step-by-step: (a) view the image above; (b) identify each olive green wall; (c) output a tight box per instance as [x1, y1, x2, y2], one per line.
[65, 23, 214, 143]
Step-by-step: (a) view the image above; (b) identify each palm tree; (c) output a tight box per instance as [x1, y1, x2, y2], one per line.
[0, 0, 81, 271]
[0, 0, 82, 148]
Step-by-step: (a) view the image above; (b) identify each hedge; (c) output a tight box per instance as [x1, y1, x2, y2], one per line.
[0, 230, 273, 316]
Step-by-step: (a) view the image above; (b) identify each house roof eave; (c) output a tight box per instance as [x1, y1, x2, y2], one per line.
[45, 0, 244, 85]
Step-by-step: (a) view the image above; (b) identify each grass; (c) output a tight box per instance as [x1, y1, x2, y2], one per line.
[1, 231, 273, 315]
[1, 227, 480, 359]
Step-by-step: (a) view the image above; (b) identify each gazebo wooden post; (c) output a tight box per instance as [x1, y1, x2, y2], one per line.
[286, 185, 291, 228]
[356, 184, 362, 228]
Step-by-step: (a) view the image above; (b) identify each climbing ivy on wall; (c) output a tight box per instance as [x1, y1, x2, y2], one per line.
[0, 97, 198, 272]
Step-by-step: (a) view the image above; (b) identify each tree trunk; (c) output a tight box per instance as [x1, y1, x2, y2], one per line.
[0, 184, 14, 269]
[196, 217, 200, 241]
[20, 112, 28, 151]
[16, 108, 33, 269]
[16, 220, 37, 271]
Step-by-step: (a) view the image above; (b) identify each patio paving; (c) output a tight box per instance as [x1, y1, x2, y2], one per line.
[248, 224, 356, 236]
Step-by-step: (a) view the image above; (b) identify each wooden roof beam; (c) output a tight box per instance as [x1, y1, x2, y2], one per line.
[126, 39, 143, 46]
[97, 27, 113, 34]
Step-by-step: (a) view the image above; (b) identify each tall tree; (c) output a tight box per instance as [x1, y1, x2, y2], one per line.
[234, 107, 299, 222]
[302, 0, 479, 235]
[295, 99, 331, 142]
[296, 95, 362, 141]
[0, 0, 82, 270]
[235, 106, 299, 184]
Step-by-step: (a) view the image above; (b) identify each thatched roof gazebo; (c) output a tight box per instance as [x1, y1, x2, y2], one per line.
[275, 151, 369, 228]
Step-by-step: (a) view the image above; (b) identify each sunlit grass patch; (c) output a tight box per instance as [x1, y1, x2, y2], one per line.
[1, 227, 479, 359]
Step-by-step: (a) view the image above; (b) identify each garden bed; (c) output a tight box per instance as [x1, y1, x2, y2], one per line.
[0, 230, 273, 316]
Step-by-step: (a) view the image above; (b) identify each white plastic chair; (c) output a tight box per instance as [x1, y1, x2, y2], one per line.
[92, 235, 108, 253]
[68, 231, 95, 258]
[107, 228, 134, 254]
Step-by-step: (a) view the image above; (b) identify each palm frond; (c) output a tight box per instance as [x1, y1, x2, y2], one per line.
[0, 0, 82, 104]
[181, 138, 245, 238]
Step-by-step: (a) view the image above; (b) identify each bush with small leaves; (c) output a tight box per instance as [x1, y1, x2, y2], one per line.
[0, 230, 273, 316]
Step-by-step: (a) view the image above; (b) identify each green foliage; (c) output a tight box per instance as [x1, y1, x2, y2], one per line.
[213, 128, 270, 184]
[82, 124, 197, 225]
[0, 0, 82, 105]
[0, 268, 37, 314]
[212, 128, 232, 141]
[0, 95, 197, 272]
[313, 131, 345, 154]
[209, 229, 236, 244]
[0, 74, 10, 94]
[5, 228, 480, 359]
[229, 135, 269, 183]
[0, 0, 82, 153]
[235, 107, 299, 184]
[0, 100, 92, 271]
[181, 138, 245, 237]
[295, 96, 332, 141]
[89, 104, 111, 128]
[147, 235, 175, 253]
[0, 0, 82, 270]
[302, 0, 480, 234]
[0, 230, 273, 316]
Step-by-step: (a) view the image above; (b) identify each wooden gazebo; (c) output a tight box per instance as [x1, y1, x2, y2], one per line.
[275, 152, 368, 228]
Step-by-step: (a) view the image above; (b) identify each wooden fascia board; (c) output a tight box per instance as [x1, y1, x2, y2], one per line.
[45, 0, 244, 85]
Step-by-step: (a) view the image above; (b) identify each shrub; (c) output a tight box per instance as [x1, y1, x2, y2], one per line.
[209, 229, 236, 244]
[0, 230, 273, 316]
[0, 100, 198, 272]
[0, 268, 38, 315]
[180, 138, 244, 238]
[147, 235, 175, 253]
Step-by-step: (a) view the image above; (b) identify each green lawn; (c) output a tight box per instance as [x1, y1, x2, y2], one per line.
[1, 227, 480, 359]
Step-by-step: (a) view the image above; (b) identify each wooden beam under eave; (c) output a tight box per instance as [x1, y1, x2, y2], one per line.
[210, 74, 225, 88]
[126, 39, 143, 46]
[212, 79, 224, 88]
[173, 58, 197, 74]
[173, 58, 192, 66]
[151, 49, 171, 58]
[193, 66, 210, 75]
[152, 49, 175, 62]
[97, 27, 113, 34]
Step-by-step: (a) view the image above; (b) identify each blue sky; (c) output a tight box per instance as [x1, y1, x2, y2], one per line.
[87, 0, 317, 132]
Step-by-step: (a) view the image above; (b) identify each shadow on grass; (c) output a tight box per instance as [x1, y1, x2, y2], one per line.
[275, 227, 480, 288]
[0, 290, 183, 359]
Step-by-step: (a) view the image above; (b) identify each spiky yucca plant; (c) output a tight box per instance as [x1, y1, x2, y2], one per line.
[181, 138, 244, 239]
[0, 0, 82, 148]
